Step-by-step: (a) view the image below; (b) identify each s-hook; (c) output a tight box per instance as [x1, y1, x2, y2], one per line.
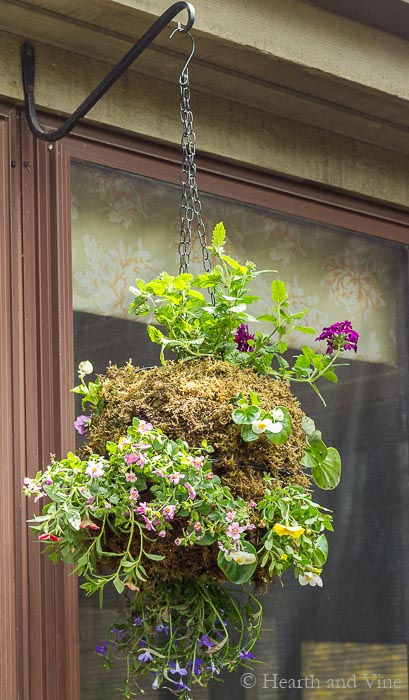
[21, 1, 195, 142]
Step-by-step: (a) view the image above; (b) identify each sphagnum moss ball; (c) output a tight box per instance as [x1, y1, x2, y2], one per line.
[86, 358, 309, 502]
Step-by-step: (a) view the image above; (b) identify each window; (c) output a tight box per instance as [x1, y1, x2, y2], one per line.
[69, 143, 409, 698]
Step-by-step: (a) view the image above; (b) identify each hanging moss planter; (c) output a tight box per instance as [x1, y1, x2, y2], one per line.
[24, 224, 358, 699]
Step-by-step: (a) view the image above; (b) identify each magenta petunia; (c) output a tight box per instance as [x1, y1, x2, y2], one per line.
[233, 324, 255, 353]
[315, 320, 359, 355]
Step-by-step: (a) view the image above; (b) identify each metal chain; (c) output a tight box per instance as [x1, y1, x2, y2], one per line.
[178, 67, 215, 302]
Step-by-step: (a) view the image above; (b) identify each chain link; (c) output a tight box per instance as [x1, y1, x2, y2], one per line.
[178, 68, 215, 302]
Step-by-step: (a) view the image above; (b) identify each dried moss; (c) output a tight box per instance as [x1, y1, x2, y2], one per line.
[85, 358, 310, 583]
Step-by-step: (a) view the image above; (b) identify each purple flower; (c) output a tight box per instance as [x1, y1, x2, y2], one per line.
[239, 650, 256, 660]
[315, 320, 359, 355]
[138, 650, 153, 662]
[234, 324, 255, 353]
[193, 658, 203, 675]
[112, 627, 125, 640]
[175, 681, 191, 692]
[168, 660, 188, 676]
[156, 623, 170, 635]
[74, 415, 90, 435]
[133, 616, 143, 627]
[198, 634, 213, 648]
[95, 641, 108, 656]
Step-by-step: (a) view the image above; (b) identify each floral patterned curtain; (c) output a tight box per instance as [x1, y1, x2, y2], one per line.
[71, 161, 399, 364]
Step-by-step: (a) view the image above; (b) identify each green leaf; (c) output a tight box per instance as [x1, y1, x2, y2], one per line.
[66, 510, 82, 531]
[240, 424, 259, 442]
[217, 542, 258, 584]
[312, 533, 329, 567]
[144, 552, 166, 561]
[195, 532, 217, 545]
[113, 576, 125, 594]
[323, 370, 338, 383]
[271, 280, 287, 304]
[232, 405, 261, 425]
[212, 221, 226, 247]
[308, 437, 328, 462]
[147, 325, 165, 344]
[312, 447, 341, 490]
[301, 416, 316, 436]
[295, 326, 316, 335]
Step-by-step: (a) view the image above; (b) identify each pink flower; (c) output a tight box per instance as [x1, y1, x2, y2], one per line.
[162, 504, 177, 520]
[34, 491, 45, 503]
[38, 533, 60, 542]
[132, 442, 150, 450]
[45, 476, 53, 485]
[226, 522, 244, 541]
[124, 453, 138, 466]
[129, 488, 139, 501]
[168, 472, 184, 485]
[142, 515, 155, 531]
[184, 482, 196, 500]
[138, 420, 153, 434]
[246, 523, 256, 530]
[153, 468, 166, 478]
[80, 516, 100, 530]
[158, 530, 167, 538]
[205, 472, 214, 480]
[136, 502, 149, 515]
[74, 414, 90, 436]
[85, 461, 104, 478]
[105, 502, 112, 510]
[192, 456, 204, 470]
[225, 511, 236, 522]
[193, 522, 202, 532]
[249, 500, 257, 508]
[174, 538, 182, 546]
[125, 472, 137, 482]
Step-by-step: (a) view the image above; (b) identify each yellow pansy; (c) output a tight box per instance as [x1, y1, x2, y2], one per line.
[273, 522, 305, 539]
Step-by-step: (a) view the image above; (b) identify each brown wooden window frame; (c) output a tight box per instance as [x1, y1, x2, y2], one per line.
[3, 101, 409, 699]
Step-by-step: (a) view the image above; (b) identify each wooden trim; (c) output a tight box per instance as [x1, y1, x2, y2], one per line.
[19, 117, 80, 699]
[0, 107, 19, 700]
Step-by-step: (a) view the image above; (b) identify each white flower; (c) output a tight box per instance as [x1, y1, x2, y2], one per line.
[78, 360, 93, 375]
[224, 551, 256, 565]
[251, 418, 275, 434]
[298, 572, 323, 587]
[268, 421, 283, 434]
[272, 408, 284, 421]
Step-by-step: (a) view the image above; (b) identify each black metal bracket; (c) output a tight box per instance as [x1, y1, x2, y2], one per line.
[21, 1, 195, 142]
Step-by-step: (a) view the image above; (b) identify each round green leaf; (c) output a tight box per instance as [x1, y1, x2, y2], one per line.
[240, 424, 259, 442]
[312, 447, 341, 490]
[217, 541, 258, 584]
[311, 533, 329, 567]
[232, 405, 261, 425]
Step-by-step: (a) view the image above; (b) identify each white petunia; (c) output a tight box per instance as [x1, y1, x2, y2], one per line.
[298, 572, 323, 587]
[272, 408, 285, 422]
[267, 421, 283, 434]
[225, 551, 257, 565]
[252, 418, 275, 435]
[78, 360, 93, 375]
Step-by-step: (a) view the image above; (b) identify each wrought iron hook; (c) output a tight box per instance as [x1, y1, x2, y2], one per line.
[169, 24, 195, 76]
[21, 1, 196, 142]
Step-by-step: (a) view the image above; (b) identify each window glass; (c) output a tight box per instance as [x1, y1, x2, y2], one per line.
[72, 160, 409, 699]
